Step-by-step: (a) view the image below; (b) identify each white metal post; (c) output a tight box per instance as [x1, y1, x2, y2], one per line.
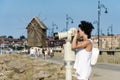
[65, 61, 72, 80]
[64, 33, 75, 80]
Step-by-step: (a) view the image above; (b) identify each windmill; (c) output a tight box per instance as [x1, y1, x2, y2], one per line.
[26, 17, 47, 47]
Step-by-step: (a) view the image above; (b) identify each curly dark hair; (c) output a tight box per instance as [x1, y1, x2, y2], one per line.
[78, 21, 94, 38]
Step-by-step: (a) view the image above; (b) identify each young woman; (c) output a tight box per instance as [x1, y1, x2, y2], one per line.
[72, 21, 94, 80]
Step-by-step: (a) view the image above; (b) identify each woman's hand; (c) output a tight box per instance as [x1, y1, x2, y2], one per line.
[74, 29, 78, 37]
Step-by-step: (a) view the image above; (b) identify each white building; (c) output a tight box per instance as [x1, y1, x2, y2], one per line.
[92, 35, 120, 49]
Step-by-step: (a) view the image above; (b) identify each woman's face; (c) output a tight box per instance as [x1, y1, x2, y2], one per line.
[77, 28, 84, 37]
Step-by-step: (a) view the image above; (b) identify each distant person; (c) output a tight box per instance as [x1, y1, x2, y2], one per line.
[44, 48, 48, 59]
[30, 47, 35, 57]
[42, 48, 45, 59]
[37, 48, 41, 57]
[35, 48, 38, 58]
[72, 21, 94, 80]
[50, 48, 54, 58]
[47, 49, 50, 56]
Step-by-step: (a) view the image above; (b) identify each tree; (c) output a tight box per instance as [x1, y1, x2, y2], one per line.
[20, 35, 26, 40]
[0, 35, 7, 38]
[8, 36, 13, 39]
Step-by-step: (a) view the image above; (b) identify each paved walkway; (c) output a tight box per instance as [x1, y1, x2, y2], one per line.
[95, 63, 120, 71]
[90, 63, 120, 80]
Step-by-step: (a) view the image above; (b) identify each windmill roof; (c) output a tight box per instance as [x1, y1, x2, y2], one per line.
[26, 17, 47, 29]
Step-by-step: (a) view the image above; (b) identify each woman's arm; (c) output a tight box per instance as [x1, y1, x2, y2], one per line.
[71, 33, 78, 50]
[71, 30, 90, 49]
[72, 39, 90, 50]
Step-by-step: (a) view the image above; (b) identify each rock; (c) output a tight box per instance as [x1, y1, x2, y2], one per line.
[31, 71, 51, 80]
[0, 75, 10, 80]
[0, 54, 75, 80]
[0, 60, 4, 64]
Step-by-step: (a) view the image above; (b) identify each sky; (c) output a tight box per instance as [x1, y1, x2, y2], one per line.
[0, 0, 120, 38]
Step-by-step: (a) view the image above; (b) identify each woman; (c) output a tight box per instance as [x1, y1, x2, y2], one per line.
[72, 21, 94, 80]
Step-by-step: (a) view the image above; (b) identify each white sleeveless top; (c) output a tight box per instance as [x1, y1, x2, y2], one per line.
[73, 40, 92, 80]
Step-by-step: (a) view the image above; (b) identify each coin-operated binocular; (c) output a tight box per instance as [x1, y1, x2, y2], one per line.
[54, 28, 76, 61]
[54, 28, 76, 80]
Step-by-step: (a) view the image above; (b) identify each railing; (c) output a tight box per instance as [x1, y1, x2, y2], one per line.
[98, 49, 120, 64]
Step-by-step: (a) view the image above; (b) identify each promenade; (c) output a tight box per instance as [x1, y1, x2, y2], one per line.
[90, 63, 120, 80]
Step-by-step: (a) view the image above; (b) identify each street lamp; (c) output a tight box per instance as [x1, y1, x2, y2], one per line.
[66, 14, 73, 31]
[52, 22, 58, 36]
[107, 24, 113, 49]
[97, 0, 108, 48]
